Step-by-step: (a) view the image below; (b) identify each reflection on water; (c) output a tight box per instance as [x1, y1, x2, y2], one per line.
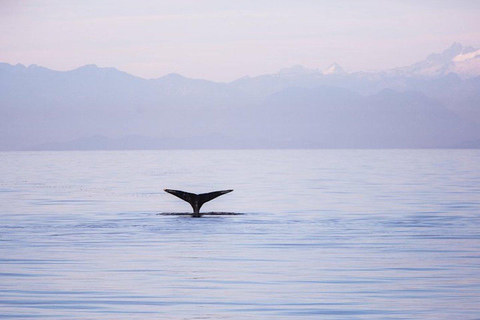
[1, 150, 479, 319]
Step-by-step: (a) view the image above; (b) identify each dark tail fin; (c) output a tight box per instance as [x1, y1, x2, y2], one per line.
[164, 189, 233, 217]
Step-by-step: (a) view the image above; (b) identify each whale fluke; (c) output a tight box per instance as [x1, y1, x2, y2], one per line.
[164, 189, 233, 217]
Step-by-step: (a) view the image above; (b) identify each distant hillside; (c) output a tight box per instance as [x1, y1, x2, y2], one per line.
[254, 86, 477, 148]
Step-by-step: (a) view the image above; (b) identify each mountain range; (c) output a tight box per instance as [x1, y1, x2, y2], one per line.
[1, 42, 479, 150]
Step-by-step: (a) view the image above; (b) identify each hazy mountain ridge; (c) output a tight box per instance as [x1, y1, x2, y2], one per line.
[1, 43, 479, 150]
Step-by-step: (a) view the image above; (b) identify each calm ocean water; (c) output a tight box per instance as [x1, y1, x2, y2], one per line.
[1, 150, 479, 319]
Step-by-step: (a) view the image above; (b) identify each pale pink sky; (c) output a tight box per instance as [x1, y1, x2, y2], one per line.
[1, 0, 479, 81]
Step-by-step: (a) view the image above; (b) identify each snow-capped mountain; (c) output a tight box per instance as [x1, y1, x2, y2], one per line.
[322, 63, 346, 75]
[391, 42, 480, 78]
[260, 43, 480, 81]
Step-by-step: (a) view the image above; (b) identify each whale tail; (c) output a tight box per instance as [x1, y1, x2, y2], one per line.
[164, 189, 233, 217]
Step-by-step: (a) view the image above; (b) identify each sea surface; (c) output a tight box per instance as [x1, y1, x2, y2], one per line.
[1, 150, 479, 319]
